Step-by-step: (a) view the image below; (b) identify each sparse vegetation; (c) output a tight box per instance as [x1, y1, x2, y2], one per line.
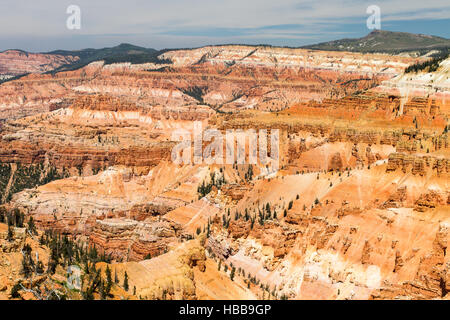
[405, 51, 449, 73]
[0, 162, 68, 204]
[197, 172, 226, 198]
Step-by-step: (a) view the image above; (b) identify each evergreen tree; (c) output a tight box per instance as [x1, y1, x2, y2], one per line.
[123, 271, 129, 291]
[14, 209, 24, 227]
[21, 244, 34, 278]
[27, 216, 37, 235]
[10, 283, 21, 298]
[230, 266, 236, 281]
[105, 265, 112, 295]
[100, 280, 106, 300]
[7, 224, 14, 242]
[36, 261, 44, 275]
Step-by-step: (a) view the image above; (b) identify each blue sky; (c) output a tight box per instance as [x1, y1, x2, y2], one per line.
[0, 0, 449, 52]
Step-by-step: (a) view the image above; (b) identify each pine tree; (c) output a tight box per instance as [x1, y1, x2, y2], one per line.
[14, 209, 24, 228]
[10, 283, 21, 298]
[288, 200, 293, 210]
[36, 261, 44, 275]
[21, 244, 34, 278]
[230, 267, 236, 281]
[123, 271, 129, 291]
[27, 216, 37, 235]
[105, 265, 112, 295]
[100, 280, 106, 300]
[7, 224, 13, 242]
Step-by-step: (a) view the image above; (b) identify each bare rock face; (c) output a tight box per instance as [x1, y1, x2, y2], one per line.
[371, 222, 449, 300]
[387, 153, 450, 176]
[375, 57, 450, 103]
[221, 184, 249, 201]
[0, 222, 54, 300]
[414, 191, 446, 212]
[0, 46, 420, 124]
[179, 245, 207, 272]
[89, 218, 181, 262]
[106, 240, 207, 300]
[0, 45, 449, 300]
[206, 232, 235, 261]
[379, 186, 407, 209]
[328, 153, 343, 171]
[90, 219, 137, 259]
[0, 50, 79, 77]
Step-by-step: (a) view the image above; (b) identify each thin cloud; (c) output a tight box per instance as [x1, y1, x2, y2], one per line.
[0, 0, 448, 51]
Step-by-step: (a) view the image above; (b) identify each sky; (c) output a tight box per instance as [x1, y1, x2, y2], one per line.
[0, 0, 449, 52]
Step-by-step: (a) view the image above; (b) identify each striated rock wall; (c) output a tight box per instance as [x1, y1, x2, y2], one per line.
[0, 50, 79, 77]
[89, 218, 182, 262]
[105, 240, 207, 300]
[0, 45, 448, 300]
[386, 153, 450, 176]
[0, 45, 419, 125]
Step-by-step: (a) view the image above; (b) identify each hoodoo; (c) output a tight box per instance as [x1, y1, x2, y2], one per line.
[0, 7, 449, 304]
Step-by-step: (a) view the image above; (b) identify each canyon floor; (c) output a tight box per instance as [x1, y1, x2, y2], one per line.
[0, 44, 449, 300]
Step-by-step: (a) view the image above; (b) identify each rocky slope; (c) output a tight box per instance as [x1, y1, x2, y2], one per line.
[0, 46, 420, 122]
[0, 44, 448, 300]
[0, 50, 79, 79]
[374, 57, 450, 110]
[304, 30, 450, 54]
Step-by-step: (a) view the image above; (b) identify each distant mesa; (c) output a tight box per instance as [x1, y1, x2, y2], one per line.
[0, 30, 449, 84]
[302, 30, 450, 54]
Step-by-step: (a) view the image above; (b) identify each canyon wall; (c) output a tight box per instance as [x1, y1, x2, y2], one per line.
[0, 46, 449, 300]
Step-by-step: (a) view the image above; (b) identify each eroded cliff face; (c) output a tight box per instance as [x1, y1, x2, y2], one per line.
[0, 46, 420, 122]
[204, 166, 449, 300]
[0, 50, 79, 79]
[0, 46, 449, 300]
[374, 58, 450, 106]
[100, 240, 207, 300]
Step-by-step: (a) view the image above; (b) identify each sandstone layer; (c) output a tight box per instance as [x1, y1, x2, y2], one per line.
[0, 46, 448, 300]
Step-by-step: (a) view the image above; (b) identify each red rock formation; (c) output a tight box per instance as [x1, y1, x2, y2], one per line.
[0, 50, 78, 77]
[0, 46, 448, 301]
[89, 218, 182, 262]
